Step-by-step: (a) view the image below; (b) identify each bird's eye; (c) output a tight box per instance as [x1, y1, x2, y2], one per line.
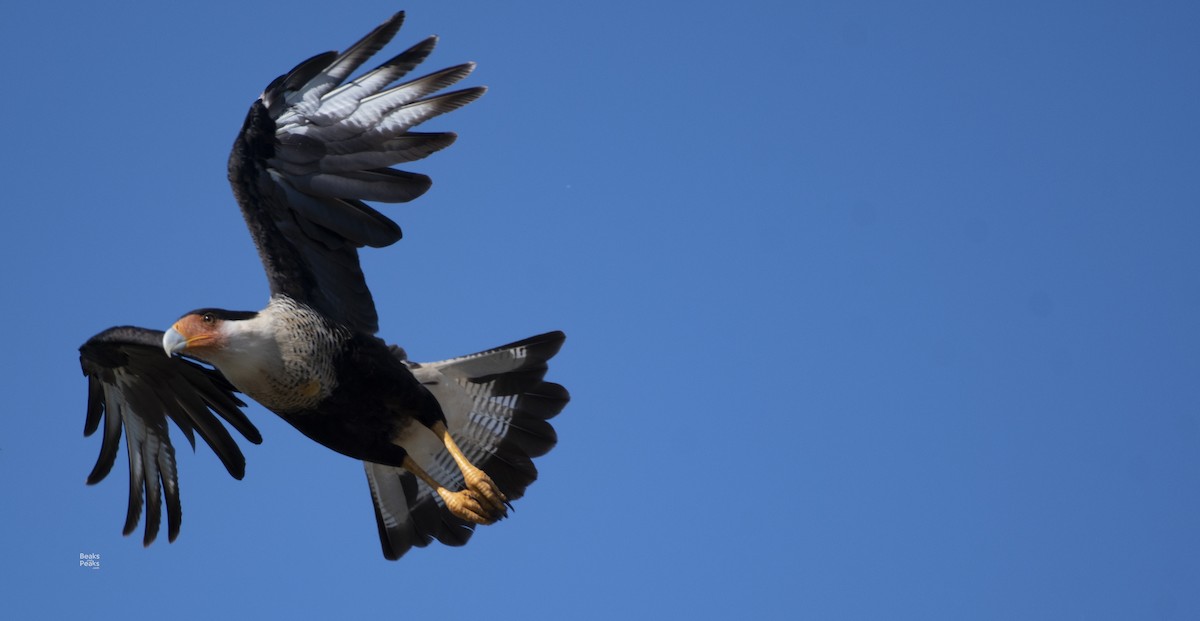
[202, 313, 215, 324]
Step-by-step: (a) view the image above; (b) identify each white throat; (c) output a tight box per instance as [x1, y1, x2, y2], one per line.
[199, 298, 343, 412]
[205, 312, 287, 399]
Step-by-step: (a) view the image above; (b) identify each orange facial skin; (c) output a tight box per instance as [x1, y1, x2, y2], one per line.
[169, 313, 224, 353]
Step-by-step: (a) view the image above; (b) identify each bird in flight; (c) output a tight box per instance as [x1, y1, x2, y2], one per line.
[77, 11, 569, 561]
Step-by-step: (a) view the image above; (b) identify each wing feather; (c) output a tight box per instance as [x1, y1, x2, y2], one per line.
[79, 326, 261, 545]
[230, 11, 484, 333]
[287, 35, 439, 128]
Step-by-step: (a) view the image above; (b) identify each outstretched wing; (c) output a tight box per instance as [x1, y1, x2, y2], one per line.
[228, 11, 485, 334]
[79, 326, 262, 545]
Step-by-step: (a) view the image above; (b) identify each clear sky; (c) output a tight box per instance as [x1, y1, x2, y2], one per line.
[2, 1, 1198, 619]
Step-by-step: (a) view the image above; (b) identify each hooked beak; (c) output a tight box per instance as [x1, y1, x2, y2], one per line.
[163, 326, 188, 357]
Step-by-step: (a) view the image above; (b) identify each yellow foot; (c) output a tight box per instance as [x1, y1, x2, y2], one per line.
[438, 488, 506, 525]
[463, 466, 509, 519]
[429, 420, 511, 521]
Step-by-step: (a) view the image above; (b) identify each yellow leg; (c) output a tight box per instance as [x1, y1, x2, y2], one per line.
[401, 456, 500, 525]
[430, 421, 509, 521]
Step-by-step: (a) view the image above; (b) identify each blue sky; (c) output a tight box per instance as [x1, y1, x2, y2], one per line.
[2, 1, 1198, 618]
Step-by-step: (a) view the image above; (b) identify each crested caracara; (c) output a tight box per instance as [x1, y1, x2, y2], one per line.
[77, 11, 569, 561]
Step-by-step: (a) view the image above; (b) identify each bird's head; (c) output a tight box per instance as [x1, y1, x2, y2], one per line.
[163, 309, 260, 359]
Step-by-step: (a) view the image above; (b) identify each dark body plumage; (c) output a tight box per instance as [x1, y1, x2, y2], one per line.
[77, 11, 568, 560]
[284, 331, 443, 466]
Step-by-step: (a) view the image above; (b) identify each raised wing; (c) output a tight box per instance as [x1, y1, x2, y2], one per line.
[79, 326, 262, 545]
[228, 11, 485, 333]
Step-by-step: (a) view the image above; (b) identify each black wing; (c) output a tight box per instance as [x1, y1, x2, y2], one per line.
[228, 11, 485, 334]
[80, 327, 262, 545]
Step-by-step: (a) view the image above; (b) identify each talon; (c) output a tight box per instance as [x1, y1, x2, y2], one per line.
[430, 421, 510, 520]
[464, 468, 508, 519]
[438, 488, 502, 525]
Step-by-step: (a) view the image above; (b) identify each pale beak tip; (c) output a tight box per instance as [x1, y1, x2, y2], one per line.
[163, 327, 187, 357]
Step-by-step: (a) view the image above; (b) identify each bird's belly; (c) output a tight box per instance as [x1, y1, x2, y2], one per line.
[231, 370, 330, 413]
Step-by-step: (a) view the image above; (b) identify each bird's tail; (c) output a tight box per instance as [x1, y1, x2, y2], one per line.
[364, 331, 570, 559]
